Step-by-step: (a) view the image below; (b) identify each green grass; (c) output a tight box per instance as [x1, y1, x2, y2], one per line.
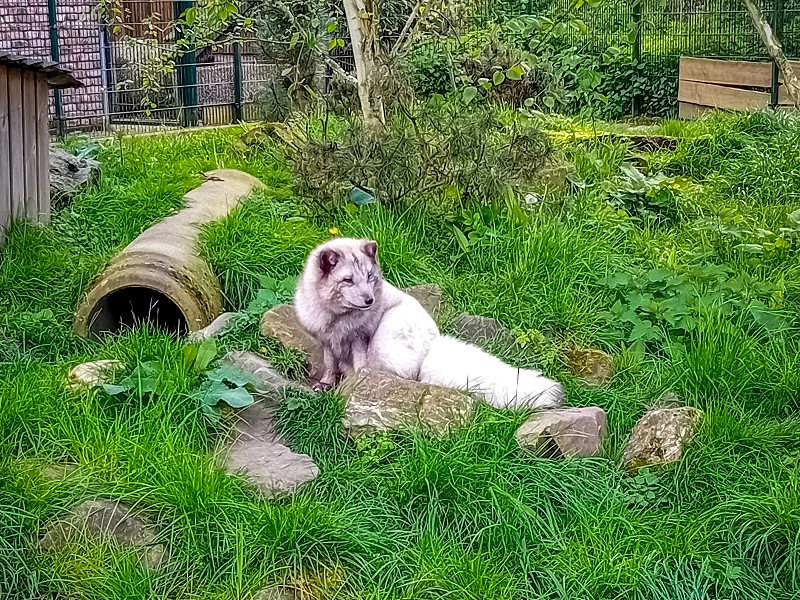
[2, 112, 800, 599]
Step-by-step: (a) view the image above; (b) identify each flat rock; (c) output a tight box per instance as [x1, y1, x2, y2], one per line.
[187, 312, 238, 342]
[564, 349, 614, 387]
[251, 586, 293, 600]
[67, 360, 126, 394]
[38, 499, 167, 569]
[404, 284, 447, 319]
[50, 148, 100, 199]
[515, 407, 608, 458]
[221, 436, 319, 499]
[532, 161, 575, 193]
[451, 313, 515, 347]
[622, 406, 703, 473]
[216, 355, 318, 498]
[340, 369, 477, 439]
[221, 350, 304, 397]
[259, 305, 320, 355]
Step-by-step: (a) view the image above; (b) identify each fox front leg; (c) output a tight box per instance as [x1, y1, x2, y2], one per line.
[311, 345, 338, 392]
[350, 338, 369, 373]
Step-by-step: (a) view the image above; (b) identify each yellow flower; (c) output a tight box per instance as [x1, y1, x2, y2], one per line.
[329, 227, 339, 235]
[260, 347, 267, 355]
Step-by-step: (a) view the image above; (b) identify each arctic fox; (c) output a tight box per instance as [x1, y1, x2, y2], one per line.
[294, 238, 564, 409]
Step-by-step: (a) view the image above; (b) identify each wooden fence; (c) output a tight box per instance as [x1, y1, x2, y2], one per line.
[0, 63, 51, 247]
[679, 57, 800, 118]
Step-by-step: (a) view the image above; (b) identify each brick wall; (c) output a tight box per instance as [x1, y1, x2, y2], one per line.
[0, 0, 104, 131]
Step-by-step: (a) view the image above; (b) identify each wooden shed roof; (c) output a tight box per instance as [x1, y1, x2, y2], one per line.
[0, 52, 82, 89]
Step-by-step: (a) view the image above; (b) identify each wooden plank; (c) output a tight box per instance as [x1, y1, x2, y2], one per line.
[679, 101, 716, 119]
[35, 73, 50, 224]
[22, 69, 38, 221]
[0, 66, 10, 246]
[678, 80, 771, 111]
[6, 67, 24, 222]
[680, 57, 772, 88]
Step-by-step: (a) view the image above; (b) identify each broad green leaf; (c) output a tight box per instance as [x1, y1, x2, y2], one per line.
[289, 32, 300, 49]
[103, 384, 126, 395]
[506, 67, 522, 81]
[205, 365, 258, 388]
[327, 22, 337, 33]
[329, 39, 337, 50]
[452, 225, 470, 252]
[195, 338, 218, 372]
[344, 203, 359, 215]
[218, 386, 254, 409]
[351, 186, 377, 205]
[462, 86, 478, 104]
[493, 71, 505, 85]
[202, 403, 222, 423]
[257, 275, 277, 290]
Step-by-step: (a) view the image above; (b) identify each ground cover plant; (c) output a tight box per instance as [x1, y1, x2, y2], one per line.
[1, 108, 800, 600]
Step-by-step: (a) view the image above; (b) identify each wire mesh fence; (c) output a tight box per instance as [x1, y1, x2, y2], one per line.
[46, 0, 800, 134]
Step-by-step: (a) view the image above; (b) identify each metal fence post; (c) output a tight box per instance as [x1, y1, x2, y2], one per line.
[770, 0, 785, 108]
[233, 42, 243, 122]
[631, 0, 643, 116]
[174, 0, 199, 127]
[47, 0, 65, 137]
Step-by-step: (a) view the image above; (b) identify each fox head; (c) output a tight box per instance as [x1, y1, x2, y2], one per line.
[303, 238, 384, 313]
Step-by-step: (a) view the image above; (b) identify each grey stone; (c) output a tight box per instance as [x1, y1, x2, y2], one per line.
[66, 359, 126, 394]
[187, 312, 238, 342]
[251, 586, 293, 600]
[451, 313, 515, 347]
[622, 406, 704, 473]
[532, 161, 576, 194]
[41, 463, 79, 481]
[404, 284, 446, 319]
[259, 304, 320, 357]
[38, 499, 168, 569]
[340, 369, 477, 439]
[219, 397, 319, 499]
[50, 148, 99, 199]
[516, 407, 608, 458]
[215, 356, 318, 498]
[564, 349, 614, 387]
[221, 350, 304, 397]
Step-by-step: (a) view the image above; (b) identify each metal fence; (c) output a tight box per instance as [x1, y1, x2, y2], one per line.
[46, 0, 800, 134]
[540, 0, 800, 115]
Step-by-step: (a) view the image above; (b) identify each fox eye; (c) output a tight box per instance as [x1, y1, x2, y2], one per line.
[367, 273, 374, 281]
[342, 277, 353, 284]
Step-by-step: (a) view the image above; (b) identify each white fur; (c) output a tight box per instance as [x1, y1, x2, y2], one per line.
[367, 286, 564, 410]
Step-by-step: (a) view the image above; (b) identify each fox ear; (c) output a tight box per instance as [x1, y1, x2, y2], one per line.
[363, 240, 378, 262]
[318, 249, 340, 276]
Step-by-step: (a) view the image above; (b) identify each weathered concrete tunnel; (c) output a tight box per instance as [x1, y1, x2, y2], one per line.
[74, 169, 263, 338]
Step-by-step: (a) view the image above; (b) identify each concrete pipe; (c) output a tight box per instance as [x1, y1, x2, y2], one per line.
[74, 169, 263, 338]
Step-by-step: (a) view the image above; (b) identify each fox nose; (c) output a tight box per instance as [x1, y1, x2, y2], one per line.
[364, 296, 374, 306]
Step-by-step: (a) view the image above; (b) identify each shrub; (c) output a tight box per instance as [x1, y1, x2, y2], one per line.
[289, 98, 551, 210]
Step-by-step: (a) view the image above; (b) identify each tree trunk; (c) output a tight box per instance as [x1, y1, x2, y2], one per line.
[342, 0, 386, 128]
[742, 0, 800, 108]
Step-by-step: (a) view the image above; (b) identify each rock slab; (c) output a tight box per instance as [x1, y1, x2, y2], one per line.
[340, 369, 477, 439]
[622, 406, 703, 472]
[38, 499, 167, 569]
[50, 148, 100, 199]
[565, 349, 614, 387]
[451, 313, 515, 347]
[187, 311, 238, 342]
[515, 407, 608, 458]
[218, 351, 318, 498]
[404, 284, 446, 319]
[67, 360, 126, 393]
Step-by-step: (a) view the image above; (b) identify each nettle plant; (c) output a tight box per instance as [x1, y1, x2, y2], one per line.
[599, 264, 786, 351]
[609, 164, 694, 227]
[103, 338, 261, 423]
[695, 207, 800, 259]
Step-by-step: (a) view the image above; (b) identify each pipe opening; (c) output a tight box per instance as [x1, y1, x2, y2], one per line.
[88, 287, 188, 337]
